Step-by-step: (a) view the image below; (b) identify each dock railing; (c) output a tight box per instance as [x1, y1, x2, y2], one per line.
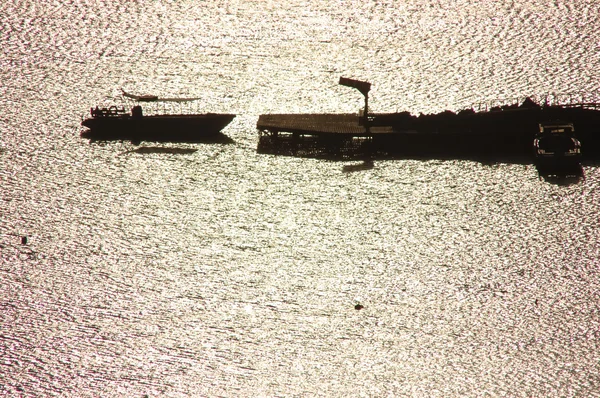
[120, 98, 211, 116]
[472, 92, 600, 112]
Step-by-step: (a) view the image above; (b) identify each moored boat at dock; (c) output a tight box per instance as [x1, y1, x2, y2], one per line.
[533, 121, 582, 172]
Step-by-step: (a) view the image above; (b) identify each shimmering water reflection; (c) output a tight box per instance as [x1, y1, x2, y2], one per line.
[2, 0, 600, 396]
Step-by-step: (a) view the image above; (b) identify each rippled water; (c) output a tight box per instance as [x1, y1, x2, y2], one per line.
[2, 1, 600, 396]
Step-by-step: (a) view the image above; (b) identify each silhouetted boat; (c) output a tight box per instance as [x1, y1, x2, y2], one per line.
[533, 121, 581, 171]
[81, 104, 236, 143]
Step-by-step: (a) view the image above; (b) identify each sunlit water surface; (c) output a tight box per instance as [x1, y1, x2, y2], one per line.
[2, 1, 600, 396]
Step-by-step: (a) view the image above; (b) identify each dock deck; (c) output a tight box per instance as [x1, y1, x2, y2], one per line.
[255, 104, 600, 160]
[256, 113, 395, 158]
[256, 114, 393, 136]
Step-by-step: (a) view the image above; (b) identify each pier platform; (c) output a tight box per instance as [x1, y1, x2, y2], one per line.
[256, 114, 393, 136]
[256, 103, 600, 160]
[255, 112, 520, 159]
[256, 113, 394, 158]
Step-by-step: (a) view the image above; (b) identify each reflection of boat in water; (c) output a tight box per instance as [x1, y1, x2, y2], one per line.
[81, 91, 236, 143]
[534, 121, 581, 172]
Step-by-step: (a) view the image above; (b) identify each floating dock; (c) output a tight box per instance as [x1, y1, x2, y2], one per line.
[256, 114, 391, 158]
[255, 109, 538, 159]
[256, 77, 600, 160]
[257, 113, 392, 136]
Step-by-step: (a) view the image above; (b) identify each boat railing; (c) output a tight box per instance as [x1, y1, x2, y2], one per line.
[472, 92, 600, 112]
[121, 98, 211, 116]
[90, 105, 127, 117]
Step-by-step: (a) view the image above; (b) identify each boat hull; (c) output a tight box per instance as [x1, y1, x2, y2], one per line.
[534, 150, 582, 174]
[81, 113, 236, 143]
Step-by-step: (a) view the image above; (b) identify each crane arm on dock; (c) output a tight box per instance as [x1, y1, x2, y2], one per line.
[339, 77, 371, 96]
[339, 77, 371, 130]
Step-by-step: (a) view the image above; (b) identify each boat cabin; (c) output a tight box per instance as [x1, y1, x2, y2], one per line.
[538, 121, 575, 135]
[534, 120, 581, 169]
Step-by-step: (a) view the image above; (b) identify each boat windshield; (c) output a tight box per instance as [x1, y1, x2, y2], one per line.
[539, 123, 574, 134]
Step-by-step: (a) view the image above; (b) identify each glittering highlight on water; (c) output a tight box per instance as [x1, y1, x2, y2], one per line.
[2, 0, 600, 396]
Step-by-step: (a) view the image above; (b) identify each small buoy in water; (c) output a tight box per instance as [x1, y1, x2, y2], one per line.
[354, 303, 364, 310]
[21, 236, 27, 245]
